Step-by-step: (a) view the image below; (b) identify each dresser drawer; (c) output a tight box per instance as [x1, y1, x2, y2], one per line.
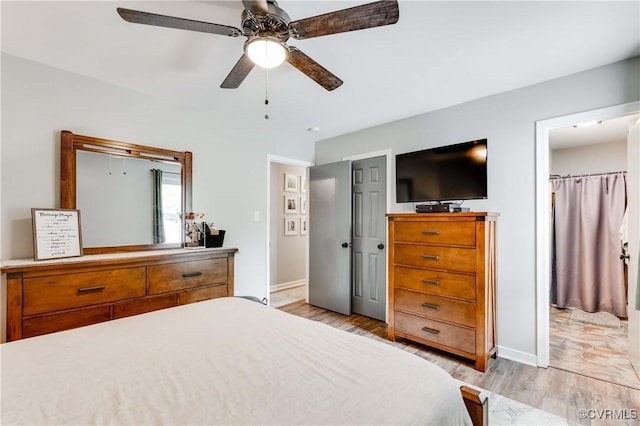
[113, 294, 178, 319]
[179, 284, 228, 305]
[149, 258, 228, 294]
[394, 243, 476, 273]
[394, 311, 476, 355]
[23, 306, 111, 338]
[394, 221, 475, 246]
[23, 267, 146, 316]
[394, 266, 476, 300]
[394, 289, 476, 327]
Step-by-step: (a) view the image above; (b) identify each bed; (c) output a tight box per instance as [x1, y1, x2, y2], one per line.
[1, 297, 486, 425]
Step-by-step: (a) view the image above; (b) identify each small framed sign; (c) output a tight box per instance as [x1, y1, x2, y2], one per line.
[31, 208, 83, 261]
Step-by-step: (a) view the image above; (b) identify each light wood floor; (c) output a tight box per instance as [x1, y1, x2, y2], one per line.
[550, 306, 639, 390]
[270, 285, 306, 308]
[279, 300, 640, 425]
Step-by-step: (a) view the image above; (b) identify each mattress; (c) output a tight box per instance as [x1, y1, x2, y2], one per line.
[1, 297, 472, 425]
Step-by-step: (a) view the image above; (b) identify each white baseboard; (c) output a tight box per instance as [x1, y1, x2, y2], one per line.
[497, 345, 538, 367]
[270, 280, 306, 293]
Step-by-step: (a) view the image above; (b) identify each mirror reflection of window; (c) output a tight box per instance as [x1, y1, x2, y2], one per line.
[161, 172, 182, 244]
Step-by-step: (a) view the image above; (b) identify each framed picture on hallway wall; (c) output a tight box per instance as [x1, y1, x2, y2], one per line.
[284, 173, 298, 192]
[300, 196, 307, 214]
[284, 195, 298, 213]
[284, 217, 298, 235]
[300, 218, 307, 235]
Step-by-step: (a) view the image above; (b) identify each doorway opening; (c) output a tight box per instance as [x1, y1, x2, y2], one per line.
[548, 115, 638, 388]
[266, 155, 313, 308]
[535, 102, 640, 389]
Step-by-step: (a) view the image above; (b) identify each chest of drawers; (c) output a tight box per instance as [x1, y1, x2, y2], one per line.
[387, 213, 498, 372]
[3, 248, 237, 341]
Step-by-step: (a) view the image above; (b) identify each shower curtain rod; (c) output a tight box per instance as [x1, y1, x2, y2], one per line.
[549, 171, 626, 179]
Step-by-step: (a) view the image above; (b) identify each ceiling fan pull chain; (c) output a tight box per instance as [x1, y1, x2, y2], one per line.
[264, 67, 270, 120]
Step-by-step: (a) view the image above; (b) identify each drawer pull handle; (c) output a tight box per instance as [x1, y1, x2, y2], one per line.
[77, 285, 106, 295]
[422, 279, 440, 286]
[421, 303, 440, 311]
[421, 255, 440, 261]
[422, 231, 440, 236]
[183, 272, 203, 278]
[421, 326, 440, 335]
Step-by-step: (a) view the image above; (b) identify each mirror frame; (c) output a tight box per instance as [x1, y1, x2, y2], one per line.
[60, 130, 192, 254]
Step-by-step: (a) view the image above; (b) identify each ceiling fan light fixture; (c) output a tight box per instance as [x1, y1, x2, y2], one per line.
[245, 36, 288, 69]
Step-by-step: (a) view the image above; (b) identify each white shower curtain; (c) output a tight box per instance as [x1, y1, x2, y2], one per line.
[551, 173, 628, 317]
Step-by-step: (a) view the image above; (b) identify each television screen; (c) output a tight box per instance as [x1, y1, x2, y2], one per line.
[395, 139, 488, 203]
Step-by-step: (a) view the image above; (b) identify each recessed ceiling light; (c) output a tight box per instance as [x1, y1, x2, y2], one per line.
[307, 126, 320, 132]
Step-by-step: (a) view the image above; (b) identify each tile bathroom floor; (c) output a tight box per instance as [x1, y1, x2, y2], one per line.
[550, 306, 640, 390]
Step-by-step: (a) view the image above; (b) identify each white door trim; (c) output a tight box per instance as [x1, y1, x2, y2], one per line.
[535, 101, 640, 367]
[266, 155, 314, 306]
[342, 149, 392, 323]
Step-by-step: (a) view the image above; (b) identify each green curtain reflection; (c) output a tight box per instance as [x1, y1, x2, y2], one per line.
[152, 169, 165, 243]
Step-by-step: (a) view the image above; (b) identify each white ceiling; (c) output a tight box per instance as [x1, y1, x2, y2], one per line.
[2, 0, 639, 142]
[550, 114, 640, 150]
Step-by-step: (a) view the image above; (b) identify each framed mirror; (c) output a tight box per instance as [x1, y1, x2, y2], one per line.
[60, 130, 192, 254]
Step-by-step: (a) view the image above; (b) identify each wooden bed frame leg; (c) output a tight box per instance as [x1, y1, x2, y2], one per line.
[460, 385, 488, 426]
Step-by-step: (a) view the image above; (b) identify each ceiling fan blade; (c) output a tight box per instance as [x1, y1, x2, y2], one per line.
[242, 0, 269, 15]
[220, 54, 255, 89]
[117, 8, 242, 37]
[289, 0, 399, 40]
[286, 47, 343, 91]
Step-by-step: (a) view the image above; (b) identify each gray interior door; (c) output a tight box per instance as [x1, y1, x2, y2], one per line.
[308, 161, 352, 315]
[351, 156, 387, 321]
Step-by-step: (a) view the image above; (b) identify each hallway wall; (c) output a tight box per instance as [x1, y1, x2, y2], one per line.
[269, 163, 307, 289]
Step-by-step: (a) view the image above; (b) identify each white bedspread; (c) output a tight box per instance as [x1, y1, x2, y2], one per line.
[1, 297, 472, 425]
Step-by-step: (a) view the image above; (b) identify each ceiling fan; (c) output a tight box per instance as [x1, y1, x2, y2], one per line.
[117, 0, 399, 91]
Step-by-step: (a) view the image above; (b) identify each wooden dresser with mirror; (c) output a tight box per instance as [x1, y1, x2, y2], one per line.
[2, 130, 237, 341]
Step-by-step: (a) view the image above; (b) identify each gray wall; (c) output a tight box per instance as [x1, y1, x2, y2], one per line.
[551, 140, 627, 176]
[314, 57, 640, 362]
[2, 50, 638, 358]
[0, 53, 315, 298]
[270, 162, 307, 288]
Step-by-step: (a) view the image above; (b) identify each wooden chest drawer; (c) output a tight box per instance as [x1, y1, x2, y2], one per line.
[179, 285, 228, 305]
[394, 221, 475, 246]
[394, 289, 476, 327]
[23, 267, 146, 315]
[23, 306, 111, 338]
[394, 311, 476, 355]
[394, 266, 476, 300]
[113, 294, 178, 319]
[394, 243, 476, 273]
[149, 258, 228, 294]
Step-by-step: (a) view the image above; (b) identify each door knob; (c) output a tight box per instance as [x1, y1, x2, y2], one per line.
[378, 243, 385, 250]
[341, 242, 349, 248]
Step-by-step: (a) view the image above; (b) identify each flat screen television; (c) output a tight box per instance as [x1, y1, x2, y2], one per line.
[395, 139, 488, 203]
